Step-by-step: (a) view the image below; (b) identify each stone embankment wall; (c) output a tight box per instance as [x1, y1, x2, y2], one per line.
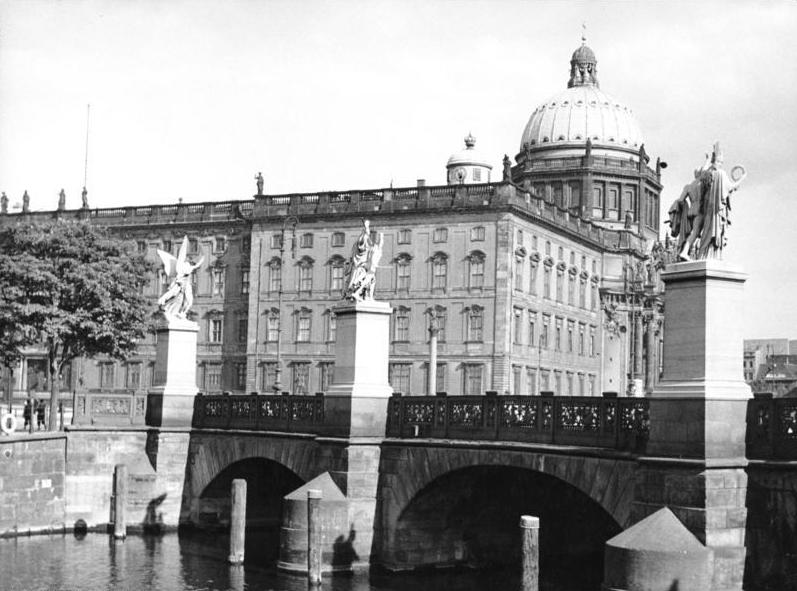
[0, 434, 67, 535]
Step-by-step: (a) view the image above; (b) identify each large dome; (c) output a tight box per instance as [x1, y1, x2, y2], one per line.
[519, 42, 644, 159]
[519, 85, 643, 152]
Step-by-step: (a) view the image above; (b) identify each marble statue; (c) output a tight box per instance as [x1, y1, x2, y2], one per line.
[255, 172, 264, 196]
[81, 186, 89, 209]
[1, 192, 7, 214]
[156, 236, 204, 320]
[58, 189, 66, 211]
[502, 155, 512, 182]
[668, 143, 746, 261]
[22, 191, 30, 213]
[343, 219, 384, 301]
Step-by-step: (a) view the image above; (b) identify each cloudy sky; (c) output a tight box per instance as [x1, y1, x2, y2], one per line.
[0, 1, 795, 338]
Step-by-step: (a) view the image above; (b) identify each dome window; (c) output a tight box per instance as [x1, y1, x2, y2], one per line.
[542, 136, 550, 143]
[530, 139, 537, 145]
[592, 135, 599, 140]
[603, 101, 609, 106]
[590, 101, 597, 106]
[575, 134, 582, 140]
[608, 137, 615, 142]
[562, 101, 569, 106]
[557, 135, 566, 141]
[622, 139, 628, 144]
[576, 100, 584, 106]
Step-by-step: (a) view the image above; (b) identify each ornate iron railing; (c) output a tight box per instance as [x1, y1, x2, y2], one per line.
[73, 390, 148, 426]
[192, 392, 325, 432]
[746, 393, 797, 460]
[387, 394, 649, 452]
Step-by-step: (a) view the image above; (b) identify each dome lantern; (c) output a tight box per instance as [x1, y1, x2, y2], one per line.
[568, 28, 599, 88]
[446, 133, 492, 185]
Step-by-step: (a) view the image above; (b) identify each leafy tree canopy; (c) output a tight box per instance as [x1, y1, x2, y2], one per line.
[0, 220, 154, 427]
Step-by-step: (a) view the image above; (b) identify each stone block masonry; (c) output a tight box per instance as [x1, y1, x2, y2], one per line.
[0, 434, 67, 535]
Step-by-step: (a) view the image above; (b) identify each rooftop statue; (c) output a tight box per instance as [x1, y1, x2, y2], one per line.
[81, 186, 89, 209]
[1, 192, 7, 214]
[157, 236, 204, 320]
[343, 219, 384, 302]
[58, 189, 66, 211]
[255, 172, 264, 196]
[667, 143, 746, 261]
[22, 191, 30, 213]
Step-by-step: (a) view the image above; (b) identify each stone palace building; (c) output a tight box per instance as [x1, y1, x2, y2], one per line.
[1, 41, 666, 400]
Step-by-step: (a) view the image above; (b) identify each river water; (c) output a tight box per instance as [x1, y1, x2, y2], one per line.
[0, 530, 601, 591]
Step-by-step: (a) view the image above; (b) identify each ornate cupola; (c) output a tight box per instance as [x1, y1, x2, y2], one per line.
[446, 133, 493, 185]
[568, 31, 599, 88]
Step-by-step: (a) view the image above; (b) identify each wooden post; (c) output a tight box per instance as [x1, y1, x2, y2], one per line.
[307, 488, 322, 585]
[520, 515, 539, 591]
[113, 464, 127, 539]
[228, 479, 247, 564]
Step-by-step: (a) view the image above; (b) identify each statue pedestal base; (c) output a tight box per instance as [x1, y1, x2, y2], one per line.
[324, 300, 393, 438]
[633, 259, 750, 591]
[147, 318, 200, 428]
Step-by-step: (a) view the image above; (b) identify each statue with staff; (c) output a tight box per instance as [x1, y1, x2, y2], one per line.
[343, 219, 384, 301]
[156, 236, 204, 320]
[667, 142, 747, 261]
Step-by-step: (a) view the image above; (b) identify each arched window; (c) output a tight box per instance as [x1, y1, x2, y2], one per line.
[324, 309, 337, 342]
[467, 251, 485, 289]
[265, 307, 280, 342]
[431, 252, 448, 291]
[395, 253, 412, 291]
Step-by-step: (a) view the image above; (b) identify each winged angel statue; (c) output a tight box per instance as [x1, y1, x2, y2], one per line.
[157, 236, 204, 320]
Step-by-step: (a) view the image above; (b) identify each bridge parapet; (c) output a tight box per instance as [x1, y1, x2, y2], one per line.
[191, 392, 325, 433]
[746, 392, 797, 460]
[73, 390, 147, 426]
[386, 393, 649, 452]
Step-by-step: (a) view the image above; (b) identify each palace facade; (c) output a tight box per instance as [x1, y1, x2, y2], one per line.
[1, 41, 666, 400]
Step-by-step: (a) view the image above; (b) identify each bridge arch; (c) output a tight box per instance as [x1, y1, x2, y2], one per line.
[375, 443, 637, 571]
[182, 433, 323, 526]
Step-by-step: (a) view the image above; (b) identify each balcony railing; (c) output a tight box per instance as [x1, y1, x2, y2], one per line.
[747, 393, 797, 460]
[386, 393, 649, 452]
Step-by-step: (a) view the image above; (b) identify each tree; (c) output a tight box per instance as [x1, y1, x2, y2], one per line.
[0, 220, 154, 430]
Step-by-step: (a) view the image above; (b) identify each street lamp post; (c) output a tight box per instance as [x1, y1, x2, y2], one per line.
[427, 309, 439, 396]
[273, 216, 298, 393]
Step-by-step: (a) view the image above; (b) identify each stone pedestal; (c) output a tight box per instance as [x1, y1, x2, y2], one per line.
[324, 300, 393, 438]
[146, 318, 200, 427]
[635, 260, 751, 591]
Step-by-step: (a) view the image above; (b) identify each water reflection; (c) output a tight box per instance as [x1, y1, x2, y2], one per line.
[0, 530, 599, 591]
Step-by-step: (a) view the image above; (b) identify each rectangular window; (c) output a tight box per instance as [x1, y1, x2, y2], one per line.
[529, 262, 538, 294]
[125, 363, 140, 390]
[432, 258, 447, 290]
[215, 237, 226, 253]
[514, 257, 524, 291]
[527, 368, 537, 396]
[266, 314, 279, 342]
[528, 311, 536, 347]
[516, 229, 524, 245]
[332, 232, 345, 247]
[210, 319, 223, 343]
[261, 363, 277, 391]
[513, 366, 522, 395]
[241, 270, 250, 295]
[592, 185, 604, 218]
[473, 168, 481, 182]
[331, 264, 344, 292]
[269, 264, 281, 293]
[607, 186, 620, 220]
[397, 260, 411, 290]
[397, 229, 411, 244]
[623, 189, 635, 221]
[555, 317, 562, 351]
[553, 183, 564, 208]
[578, 373, 586, 397]
[464, 364, 483, 396]
[467, 308, 483, 342]
[162, 239, 172, 253]
[568, 274, 575, 305]
[591, 283, 598, 311]
[292, 362, 310, 395]
[189, 238, 199, 254]
[541, 369, 550, 391]
[541, 315, 550, 348]
[545, 240, 551, 256]
[554, 371, 562, 395]
[543, 266, 551, 299]
[579, 278, 586, 308]
[568, 320, 575, 353]
[300, 233, 313, 248]
[470, 258, 484, 289]
[326, 313, 337, 342]
[212, 268, 225, 296]
[566, 372, 574, 396]
[205, 364, 222, 391]
[319, 362, 334, 392]
[433, 228, 448, 243]
[394, 310, 410, 341]
[299, 265, 313, 293]
[271, 234, 283, 249]
[589, 326, 596, 356]
[297, 313, 311, 342]
[556, 270, 564, 302]
[578, 323, 585, 355]
[589, 374, 596, 396]
[569, 182, 581, 210]
[137, 241, 147, 253]
[237, 316, 248, 343]
[513, 308, 523, 345]
[389, 363, 411, 395]
[471, 226, 485, 241]
[235, 363, 246, 389]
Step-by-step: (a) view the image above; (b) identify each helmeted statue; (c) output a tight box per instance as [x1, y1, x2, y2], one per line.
[343, 219, 384, 301]
[157, 236, 204, 320]
[667, 143, 746, 261]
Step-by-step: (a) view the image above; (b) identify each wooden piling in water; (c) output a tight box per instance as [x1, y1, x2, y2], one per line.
[520, 515, 539, 591]
[228, 479, 247, 564]
[307, 489, 322, 586]
[113, 464, 127, 540]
